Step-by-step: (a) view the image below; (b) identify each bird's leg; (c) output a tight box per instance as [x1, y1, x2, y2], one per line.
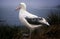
[30, 29, 32, 39]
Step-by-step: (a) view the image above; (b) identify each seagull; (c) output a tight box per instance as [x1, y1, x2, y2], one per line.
[16, 2, 50, 38]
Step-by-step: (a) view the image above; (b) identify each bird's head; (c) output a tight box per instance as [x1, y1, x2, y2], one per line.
[16, 2, 26, 10]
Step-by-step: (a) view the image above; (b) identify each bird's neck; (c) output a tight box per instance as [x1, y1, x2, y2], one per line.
[20, 6, 26, 10]
[20, 8, 26, 11]
[19, 9, 26, 14]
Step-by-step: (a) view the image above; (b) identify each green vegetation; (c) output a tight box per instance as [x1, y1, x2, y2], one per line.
[47, 9, 60, 25]
[0, 24, 29, 39]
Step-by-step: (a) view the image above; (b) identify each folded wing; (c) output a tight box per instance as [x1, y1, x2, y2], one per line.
[25, 17, 50, 26]
[25, 17, 43, 25]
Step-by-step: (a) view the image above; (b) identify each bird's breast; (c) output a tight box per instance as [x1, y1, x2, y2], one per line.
[19, 13, 28, 26]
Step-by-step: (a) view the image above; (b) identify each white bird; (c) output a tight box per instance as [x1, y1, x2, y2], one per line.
[16, 2, 50, 38]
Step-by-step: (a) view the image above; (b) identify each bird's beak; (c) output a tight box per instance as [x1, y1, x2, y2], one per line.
[16, 5, 21, 11]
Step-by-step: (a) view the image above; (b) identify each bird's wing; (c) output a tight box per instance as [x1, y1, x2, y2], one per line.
[25, 11, 38, 18]
[25, 17, 43, 25]
[25, 17, 50, 26]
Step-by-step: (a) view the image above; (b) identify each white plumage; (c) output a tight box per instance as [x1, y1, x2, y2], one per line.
[16, 2, 50, 38]
[16, 2, 49, 30]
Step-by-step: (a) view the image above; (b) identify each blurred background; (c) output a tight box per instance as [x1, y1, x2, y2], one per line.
[0, 0, 60, 39]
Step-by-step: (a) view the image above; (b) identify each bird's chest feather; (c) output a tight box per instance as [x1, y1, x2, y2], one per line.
[19, 13, 27, 24]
